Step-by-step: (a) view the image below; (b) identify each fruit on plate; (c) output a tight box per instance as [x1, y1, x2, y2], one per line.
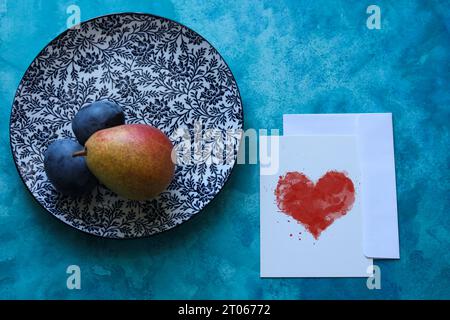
[73, 124, 175, 200]
[72, 100, 125, 145]
[44, 139, 98, 196]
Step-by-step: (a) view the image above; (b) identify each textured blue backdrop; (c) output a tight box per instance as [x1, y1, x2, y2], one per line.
[0, 0, 449, 299]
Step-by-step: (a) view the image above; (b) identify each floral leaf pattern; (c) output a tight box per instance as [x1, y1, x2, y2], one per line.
[10, 13, 243, 238]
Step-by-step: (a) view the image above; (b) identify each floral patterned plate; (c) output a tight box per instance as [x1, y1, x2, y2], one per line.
[9, 13, 243, 238]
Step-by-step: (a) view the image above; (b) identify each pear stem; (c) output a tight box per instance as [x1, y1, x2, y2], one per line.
[72, 149, 87, 157]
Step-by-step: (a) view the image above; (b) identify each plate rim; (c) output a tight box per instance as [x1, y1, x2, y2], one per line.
[9, 11, 244, 240]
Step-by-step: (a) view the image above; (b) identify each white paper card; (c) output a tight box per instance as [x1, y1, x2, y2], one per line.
[283, 113, 400, 259]
[260, 135, 372, 277]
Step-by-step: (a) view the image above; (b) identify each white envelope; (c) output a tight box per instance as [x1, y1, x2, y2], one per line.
[283, 113, 400, 259]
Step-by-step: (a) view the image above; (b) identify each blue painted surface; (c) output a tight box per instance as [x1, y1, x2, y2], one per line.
[0, 0, 449, 299]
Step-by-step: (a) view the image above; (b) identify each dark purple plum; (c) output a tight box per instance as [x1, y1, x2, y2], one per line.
[44, 139, 97, 196]
[72, 100, 125, 145]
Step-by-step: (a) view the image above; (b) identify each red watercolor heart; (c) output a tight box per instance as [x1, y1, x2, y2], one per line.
[275, 171, 355, 239]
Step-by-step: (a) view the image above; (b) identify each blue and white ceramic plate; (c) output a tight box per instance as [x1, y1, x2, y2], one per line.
[9, 13, 243, 238]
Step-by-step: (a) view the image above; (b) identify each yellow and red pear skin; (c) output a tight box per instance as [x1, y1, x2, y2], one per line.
[84, 124, 175, 200]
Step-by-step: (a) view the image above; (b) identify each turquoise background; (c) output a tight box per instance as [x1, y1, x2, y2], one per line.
[0, 0, 449, 299]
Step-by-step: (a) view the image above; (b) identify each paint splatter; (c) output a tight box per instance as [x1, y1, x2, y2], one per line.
[275, 171, 355, 239]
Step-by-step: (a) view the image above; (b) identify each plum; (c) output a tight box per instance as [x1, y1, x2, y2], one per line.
[72, 100, 125, 145]
[44, 139, 97, 196]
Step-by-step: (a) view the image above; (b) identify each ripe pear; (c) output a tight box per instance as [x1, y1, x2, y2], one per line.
[73, 124, 175, 200]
